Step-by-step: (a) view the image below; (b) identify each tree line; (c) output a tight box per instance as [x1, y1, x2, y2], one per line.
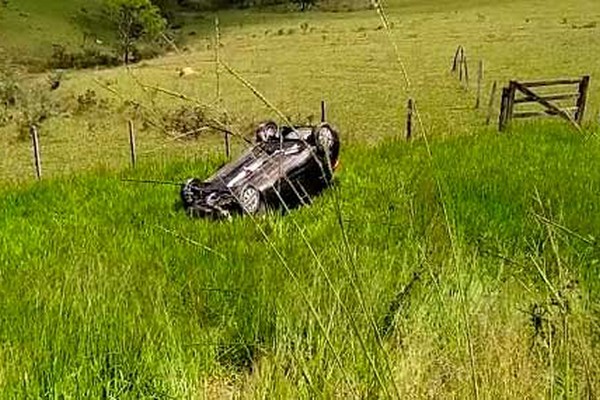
[152, 0, 316, 12]
[104, 0, 316, 65]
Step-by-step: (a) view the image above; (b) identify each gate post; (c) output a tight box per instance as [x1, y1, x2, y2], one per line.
[499, 87, 509, 132]
[406, 98, 413, 141]
[503, 81, 518, 129]
[486, 81, 498, 126]
[575, 75, 590, 124]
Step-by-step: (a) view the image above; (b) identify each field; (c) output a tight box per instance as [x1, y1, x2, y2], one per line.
[2, 0, 600, 181]
[1, 0, 600, 398]
[2, 125, 600, 397]
[0, 0, 107, 67]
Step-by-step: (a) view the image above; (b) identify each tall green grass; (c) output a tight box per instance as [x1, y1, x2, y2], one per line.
[0, 123, 599, 397]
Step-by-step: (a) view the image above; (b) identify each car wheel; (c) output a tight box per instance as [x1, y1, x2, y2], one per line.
[255, 121, 279, 143]
[314, 124, 340, 169]
[240, 185, 263, 215]
[180, 178, 201, 207]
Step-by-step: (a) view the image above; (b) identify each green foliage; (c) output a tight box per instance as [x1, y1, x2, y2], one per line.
[162, 105, 209, 137]
[151, 0, 320, 12]
[48, 43, 121, 70]
[0, 66, 106, 139]
[104, 0, 167, 64]
[0, 125, 599, 396]
[0, 65, 59, 137]
[150, 0, 179, 14]
[0, 67, 28, 130]
[0, 68, 21, 111]
[13, 86, 58, 140]
[74, 89, 109, 114]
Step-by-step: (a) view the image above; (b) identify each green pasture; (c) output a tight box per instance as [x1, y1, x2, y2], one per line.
[0, 0, 108, 67]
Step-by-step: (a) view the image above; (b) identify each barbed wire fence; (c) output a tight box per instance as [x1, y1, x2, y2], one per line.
[2, 14, 595, 183]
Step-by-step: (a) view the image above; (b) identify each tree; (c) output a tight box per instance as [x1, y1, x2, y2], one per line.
[104, 0, 166, 64]
[150, 0, 179, 13]
[292, 0, 314, 11]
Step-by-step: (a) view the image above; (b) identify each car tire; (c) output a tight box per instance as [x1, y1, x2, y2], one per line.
[240, 185, 263, 215]
[314, 123, 340, 169]
[255, 121, 279, 143]
[180, 178, 202, 208]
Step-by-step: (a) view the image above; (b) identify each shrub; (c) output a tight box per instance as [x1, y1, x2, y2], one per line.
[162, 105, 210, 138]
[48, 44, 121, 70]
[0, 66, 63, 138]
[0, 68, 21, 109]
[74, 89, 109, 114]
[0, 67, 21, 128]
[14, 88, 57, 140]
[103, 0, 167, 64]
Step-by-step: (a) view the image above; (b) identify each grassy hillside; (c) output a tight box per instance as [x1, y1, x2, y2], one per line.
[0, 0, 109, 67]
[1, 124, 599, 397]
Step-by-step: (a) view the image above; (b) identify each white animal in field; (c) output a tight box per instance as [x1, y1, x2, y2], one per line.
[178, 67, 197, 77]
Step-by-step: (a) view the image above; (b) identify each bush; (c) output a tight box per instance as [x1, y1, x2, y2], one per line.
[130, 43, 165, 62]
[0, 106, 11, 128]
[0, 69, 21, 109]
[74, 89, 109, 114]
[0, 68, 21, 128]
[48, 44, 121, 70]
[14, 88, 58, 140]
[103, 0, 167, 64]
[0, 65, 64, 138]
[162, 105, 210, 138]
[314, 0, 371, 12]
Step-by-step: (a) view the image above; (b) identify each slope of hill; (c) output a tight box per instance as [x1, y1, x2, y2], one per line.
[0, 124, 599, 397]
[0, 0, 108, 68]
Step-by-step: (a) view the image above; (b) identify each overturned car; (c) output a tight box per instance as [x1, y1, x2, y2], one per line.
[180, 121, 341, 219]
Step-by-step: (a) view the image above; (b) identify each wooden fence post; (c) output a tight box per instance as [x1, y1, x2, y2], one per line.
[505, 81, 517, 126]
[30, 125, 42, 180]
[459, 49, 464, 82]
[214, 16, 221, 100]
[321, 100, 326, 122]
[498, 83, 517, 131]
[486, 81, 498, 126]
[575, 75, 590, 124]
[499, 87, 509, 132]
[224, 131, 231, 159]
[475, 60, 484, 108]
[452, 45, 463, 73]
[128, 120, 137, 168]
[406, 98, 413, 140]
[462, 56, 470, 88]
